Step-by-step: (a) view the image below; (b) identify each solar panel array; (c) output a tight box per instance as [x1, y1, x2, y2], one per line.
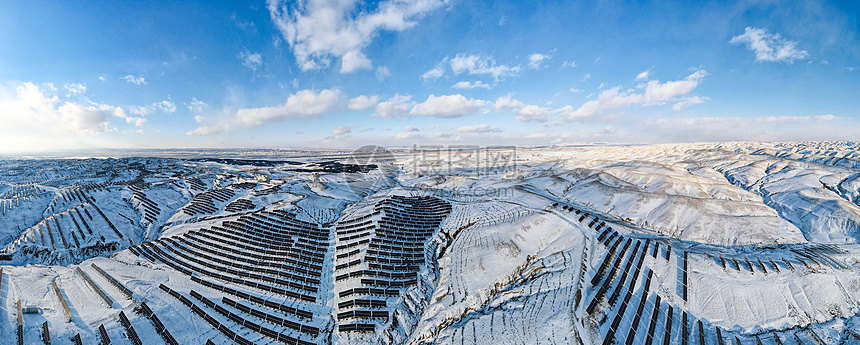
[560, 202, 847, 345]
[132, 209, 327, 344]
[333, 195, 451, 333]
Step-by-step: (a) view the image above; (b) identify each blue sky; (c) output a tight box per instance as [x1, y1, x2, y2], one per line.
[0, 0, 858, 152]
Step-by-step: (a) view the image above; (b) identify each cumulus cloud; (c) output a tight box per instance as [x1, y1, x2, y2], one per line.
[372, 94, 414, 120]
[240, 50, 263, 71]
[347, 95, 379, 111]
[58, 103, 122, 133]
[672, 96, 708, 111]
[332, 125, 357, 135]
[528, 53, 551, 69]
[514, 105, 551, 122]
[561, 69, 708, 121]
[128, 100, 177, 121]
[457, 124, 501, 133]
[494, 96, 549, 122]
[409, 94, 487, 118]
[395, 131, 424, 139]
[152, 100, 176, 113]
[423, 54, 520, 81]
[188, 98, 207, 112]
[494, 96, 525, 111]
[421, 59, 447, 80]
[451, 81, 491, 89]
[188, 89, 342, 135]
[729, 27, 809, 63]
[449, 54, 520, 80]
[375, 66, 391, 81]
[404, 125, 420, 132]
[0, 82, 128, 145]
[341, 50, 372, 73]
[433, 132, 461, 140]
[235, 89, 340, 126]
[635, 70, 650, 81]
[267, 0, 448, 73]
[64, 83, 86, 96]
[121, 75, 146, 85]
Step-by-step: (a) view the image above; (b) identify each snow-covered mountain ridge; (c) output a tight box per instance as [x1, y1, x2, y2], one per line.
[1, 142, 860, 344]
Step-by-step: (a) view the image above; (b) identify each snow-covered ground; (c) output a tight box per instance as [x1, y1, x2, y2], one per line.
[1, 142, 860, 344]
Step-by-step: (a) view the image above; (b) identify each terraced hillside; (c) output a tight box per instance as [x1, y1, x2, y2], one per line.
[2, 143, 860, 344]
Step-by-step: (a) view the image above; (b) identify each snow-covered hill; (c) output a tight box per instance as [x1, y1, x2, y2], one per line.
[1, 142, 860, 344]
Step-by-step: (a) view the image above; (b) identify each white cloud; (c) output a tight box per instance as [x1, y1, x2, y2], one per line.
[341, 50, 372, 73]
[493, 96, 551, 123]
[528, 53, 551, 69]
[449, 54, 520, 80]
[404, 125, 420, 132]
[672, 96, 708, 111]
[240, 50, 263, 71]
[514, 105, 551, 122]
[756, 114, 836, 124]
[235, 89, 340, 126]
[421, 59, 447, 80]
[729, 27, 809, 63]
[634, 114, 854, 143]
[457, 124, 501, 133]
[375, 66, 391, 81]
[372, 94, 413, 120]
[409, 94, 487, 118]
[124, 116, 147, 127]
[267, 0, 447, 73]
[395, 131, 424, 139]
[129, 106, 151, 116]
[128, 100, 177, 120]
[524, 130, 574, 139]
[98, 76, 106, 81]
[232, 14, 257, 32]
[64, 83, 86, 96]
[424, 54, 520, 81]
[348, 95, 379, 111]
[121, 75, 146, 85]
[581, 73, 591, 81]
[0, 82, 126, 144]
[562, 60, 577, 68]
[570, 88, 584, 93]
[562, 69, 708, 121]
[451, 81, 491, 89]
[152, 100, 176, 113]
[188, 89, 342, 135]
[433, 132, 461, 140]
[122, 129, 146, 135]
[332, 125, 354, 135]
[188, 98, 208, 112]
[635, 70, 650, 81]
[194, 115, 207, 123]
[494, 96, 525, 111]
